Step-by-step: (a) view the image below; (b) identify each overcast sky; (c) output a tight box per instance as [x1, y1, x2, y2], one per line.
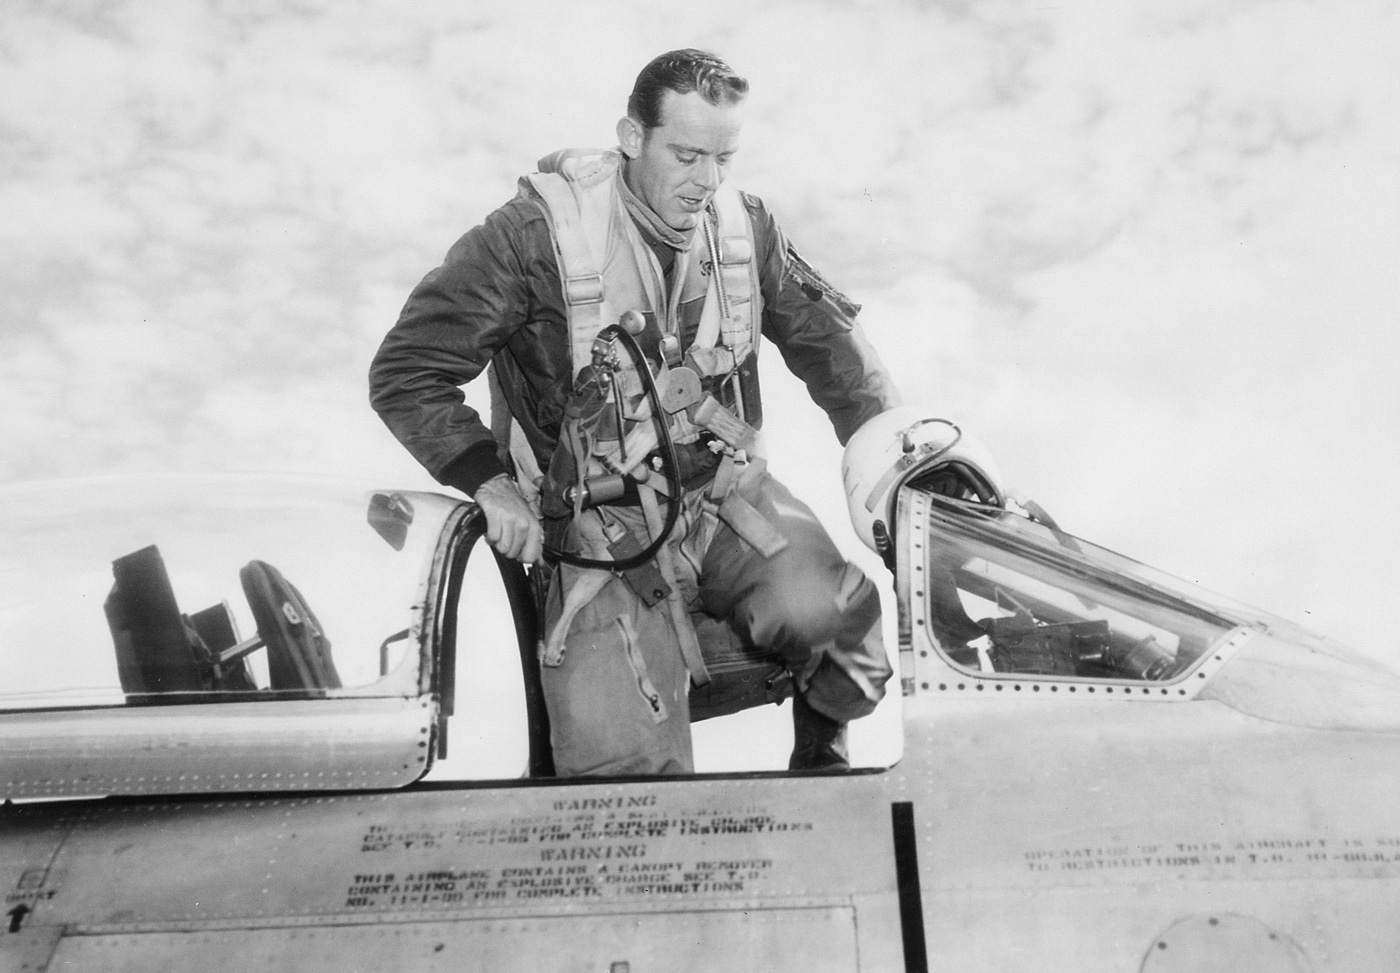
[2, 0, 1397, 664]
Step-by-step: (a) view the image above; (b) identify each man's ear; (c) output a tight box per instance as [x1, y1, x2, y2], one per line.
[617, 115, 644, 159]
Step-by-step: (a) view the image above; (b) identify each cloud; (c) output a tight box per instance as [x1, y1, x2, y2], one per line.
[0, 0, 1396, 665]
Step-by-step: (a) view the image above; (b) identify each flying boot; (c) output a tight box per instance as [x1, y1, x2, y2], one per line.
[788, 692, 849, 771]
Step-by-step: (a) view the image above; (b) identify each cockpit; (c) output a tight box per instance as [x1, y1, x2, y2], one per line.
[898, 488, 1247, 694]
[1, 477, 442, 711]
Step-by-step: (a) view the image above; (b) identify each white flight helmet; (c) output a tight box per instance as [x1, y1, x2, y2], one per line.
[842, 407, 1004, 558]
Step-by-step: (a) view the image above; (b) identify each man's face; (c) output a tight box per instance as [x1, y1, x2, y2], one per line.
[618, 89, 744, 233]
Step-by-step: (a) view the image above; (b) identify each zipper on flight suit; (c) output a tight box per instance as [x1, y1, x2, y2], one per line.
[616, 615, 667, 723]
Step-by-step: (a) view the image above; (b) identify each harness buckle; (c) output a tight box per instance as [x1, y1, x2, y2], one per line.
[564, 273, 604, 306]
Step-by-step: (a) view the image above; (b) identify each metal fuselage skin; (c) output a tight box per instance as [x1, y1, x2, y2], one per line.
[3, 484, 1399, 972]
[3, 689, 1399, 972]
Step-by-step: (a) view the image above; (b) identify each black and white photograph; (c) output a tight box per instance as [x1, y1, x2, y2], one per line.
[2, 2, 1397, 969]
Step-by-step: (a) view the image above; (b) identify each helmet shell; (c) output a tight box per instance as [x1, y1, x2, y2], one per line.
[842, 407, 1004, 555]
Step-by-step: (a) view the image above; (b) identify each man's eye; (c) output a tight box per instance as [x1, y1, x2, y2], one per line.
[677, 154, 698, 165]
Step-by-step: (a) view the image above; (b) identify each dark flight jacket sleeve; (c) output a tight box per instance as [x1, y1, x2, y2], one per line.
[744, 193, 902, 445]
[367, 196, 548, 495]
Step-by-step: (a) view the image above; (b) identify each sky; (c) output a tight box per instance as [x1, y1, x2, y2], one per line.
[2, 0, 1398, 671]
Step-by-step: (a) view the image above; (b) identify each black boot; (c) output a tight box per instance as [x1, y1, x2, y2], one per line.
[788, 693, 850, 771]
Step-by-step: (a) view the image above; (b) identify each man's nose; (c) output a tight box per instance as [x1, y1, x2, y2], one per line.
[693, 157, 720, 191]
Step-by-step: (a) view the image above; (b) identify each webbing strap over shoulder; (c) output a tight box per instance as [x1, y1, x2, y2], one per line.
[525, 152, 761, 385]
[525, 175, 601, 305]
[694, 187, 760, 358]
[712, 187, 759, 345]
[524, 165, 613, 374]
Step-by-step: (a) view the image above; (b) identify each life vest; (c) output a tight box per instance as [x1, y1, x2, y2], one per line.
[520, 148, 762, 383]
[499, 149, 765, 490]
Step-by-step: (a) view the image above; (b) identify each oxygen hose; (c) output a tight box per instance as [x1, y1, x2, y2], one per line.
[543, 322, 684, 572]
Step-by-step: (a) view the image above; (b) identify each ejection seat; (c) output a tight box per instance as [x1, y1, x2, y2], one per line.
[104, 545, 341, 698]
[238, 560, 342, 691]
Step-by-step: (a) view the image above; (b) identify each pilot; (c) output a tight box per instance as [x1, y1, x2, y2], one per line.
[369, 49, 899, 776]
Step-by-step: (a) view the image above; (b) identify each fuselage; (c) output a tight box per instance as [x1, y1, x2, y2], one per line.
[4, 683, 1399, 972]
[3, 476, 1398, 971]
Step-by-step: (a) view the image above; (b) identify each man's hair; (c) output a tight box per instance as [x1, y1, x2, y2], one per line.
[627, 49, 749, 131]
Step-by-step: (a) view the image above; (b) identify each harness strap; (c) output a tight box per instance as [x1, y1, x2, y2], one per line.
[694, 190, 760, 360]
[540, 566, 612, 668]
[524, 170, 610, 375]
[717, 492, 789, 560]
[639, 483, 709, 685]
[707, 453, 789, 560]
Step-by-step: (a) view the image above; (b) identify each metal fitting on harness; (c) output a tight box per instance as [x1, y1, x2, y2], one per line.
[589, 335, 620, 374]
[691, 396, 757, 453]
[658, 334, 683, 368]
[563, 474, 627, 509]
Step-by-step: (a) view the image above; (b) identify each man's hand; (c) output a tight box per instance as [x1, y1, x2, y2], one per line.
[473, 474, 543, 564]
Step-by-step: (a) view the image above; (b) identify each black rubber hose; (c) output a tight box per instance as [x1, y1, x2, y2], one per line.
[544, 324, 683, 571]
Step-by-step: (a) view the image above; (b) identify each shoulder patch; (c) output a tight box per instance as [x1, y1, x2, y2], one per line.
[785, 245, 862, 318]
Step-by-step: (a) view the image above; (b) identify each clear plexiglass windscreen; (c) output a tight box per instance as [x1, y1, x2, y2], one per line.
[0, 476, 456, 709]
[915, 493, 1238, 682]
